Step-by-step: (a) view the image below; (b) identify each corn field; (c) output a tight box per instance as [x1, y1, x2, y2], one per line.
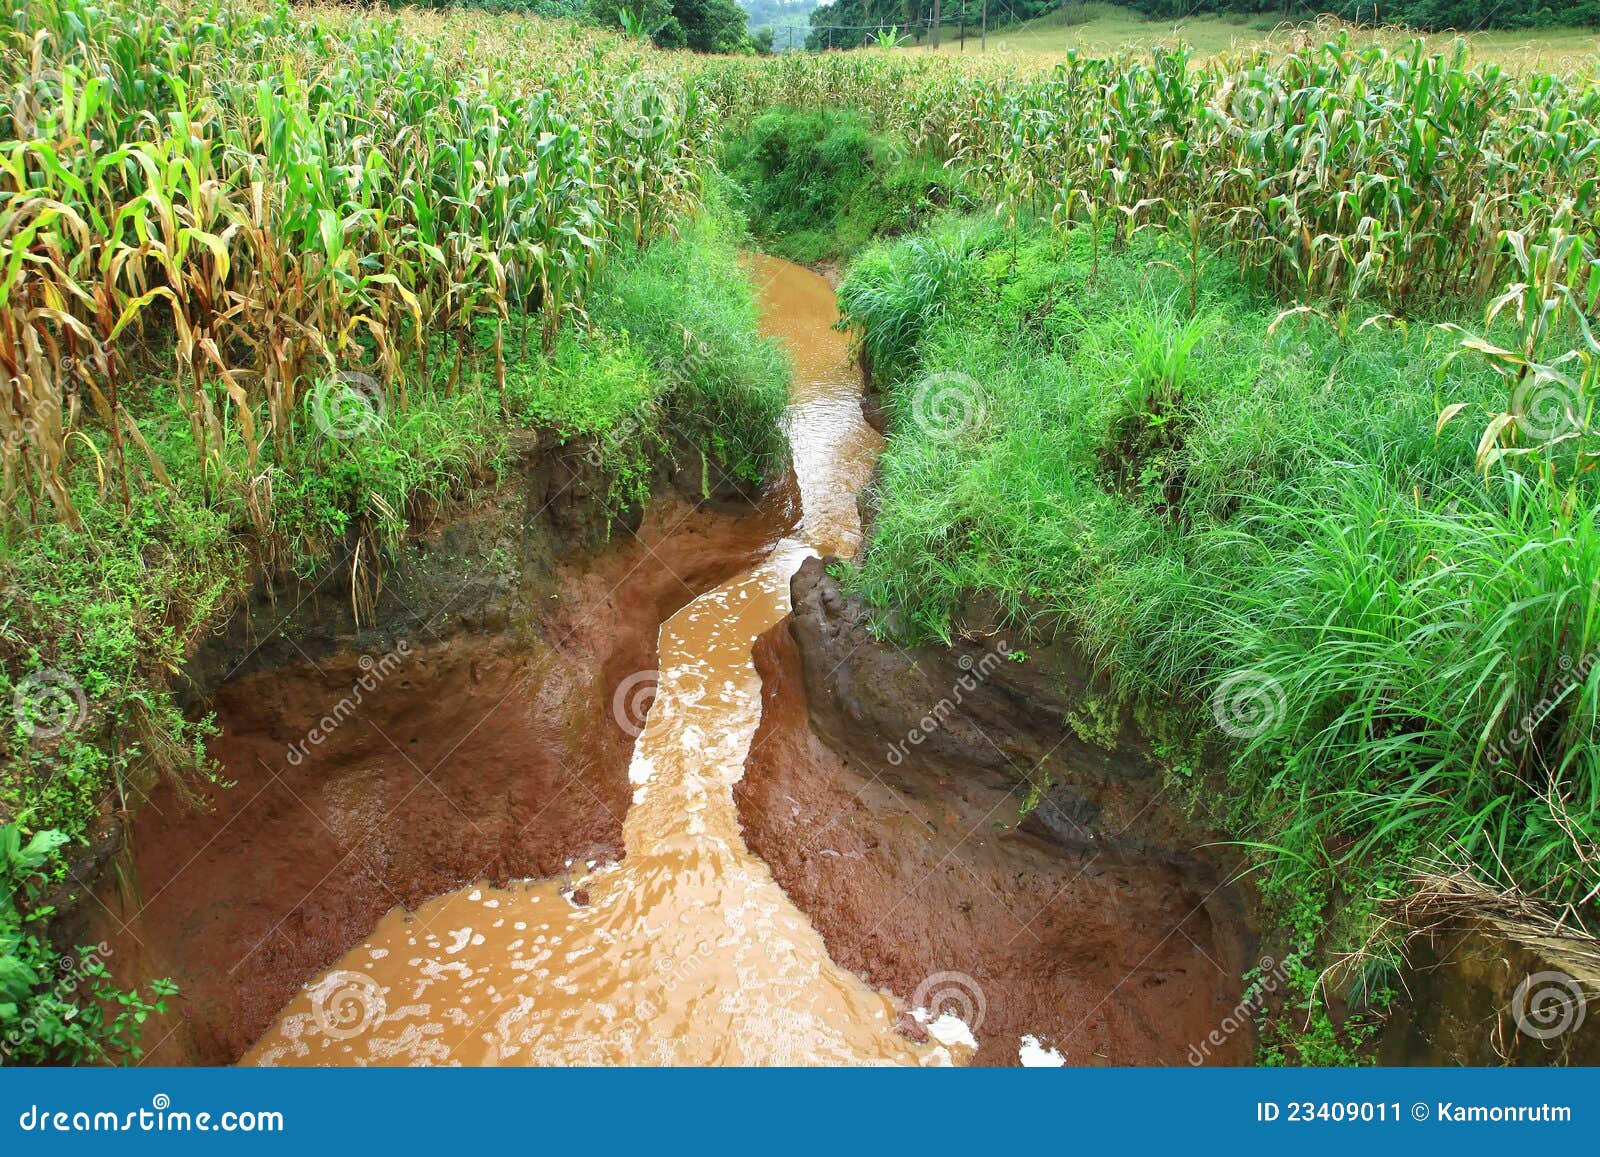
[704, 39, 1600, 314]
[0, 0, 710, 538]
[9, 3, 1600, 543]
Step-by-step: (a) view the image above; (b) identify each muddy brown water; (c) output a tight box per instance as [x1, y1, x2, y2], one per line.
[737, 616, 1255, 1066]
[93, 256, 1248, 1067]
[86, 492, 780, 1064]
[242, 256, 964, 1066]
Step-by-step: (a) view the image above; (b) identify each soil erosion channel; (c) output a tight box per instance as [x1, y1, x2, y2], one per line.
[246, 257, 958, 1065]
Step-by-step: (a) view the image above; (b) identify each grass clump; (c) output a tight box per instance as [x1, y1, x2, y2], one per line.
[838, 214, 1600, 1057]
[722, 107, 961, 263]
[583, 201, 790, 489]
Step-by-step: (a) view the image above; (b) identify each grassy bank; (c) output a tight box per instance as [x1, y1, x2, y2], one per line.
[836, 214, 1599, 1059]
[0, 0, 786, 1061]
[706, 36, 1600, 1058]
[0, 190, 784, 1064]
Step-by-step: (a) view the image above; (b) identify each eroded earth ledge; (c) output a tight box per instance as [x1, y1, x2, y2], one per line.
[80, 442, 778, 1064]
[736, 556, 1258, 1065]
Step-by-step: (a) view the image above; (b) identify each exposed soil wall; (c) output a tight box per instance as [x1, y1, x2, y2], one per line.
[77, 438, 782, 1064]
[1381, 915, 1600, 1066]
[735, 557, 1258, 1065]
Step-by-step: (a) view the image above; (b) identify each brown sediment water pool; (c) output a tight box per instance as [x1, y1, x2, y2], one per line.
[243, 256, 966, 1065]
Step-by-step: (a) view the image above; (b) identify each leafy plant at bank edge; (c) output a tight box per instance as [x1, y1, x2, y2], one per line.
[833, 211, 1599, 1058]
[1, 823, 174, 1062]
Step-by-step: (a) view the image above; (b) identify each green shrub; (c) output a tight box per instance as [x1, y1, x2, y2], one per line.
[585, 196, 790, 486]
[722, 107, 960, 262]
[1, 824, 175, 1064]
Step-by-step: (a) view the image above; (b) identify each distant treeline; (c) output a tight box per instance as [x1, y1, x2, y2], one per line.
[399, 0, 589, 16]
[1127, 1, 1600, 32]
[740, 0, 822, 29]
[805, 0, 1059, 49]
[395, 0, 777, 52]
[804, 0, 1600, 50]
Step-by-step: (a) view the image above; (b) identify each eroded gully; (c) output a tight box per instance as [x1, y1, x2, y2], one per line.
[244, 256, 966, 1066]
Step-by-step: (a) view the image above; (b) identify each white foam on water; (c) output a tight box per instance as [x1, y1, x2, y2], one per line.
[1019, 1034, 1065, 1067]
[922, 1010, 978, 1050]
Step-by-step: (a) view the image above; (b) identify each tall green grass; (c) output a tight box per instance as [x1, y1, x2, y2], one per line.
[839, 215, 1600, 956]
[721, 107, 961, 263]
[582, 198, 789, 486]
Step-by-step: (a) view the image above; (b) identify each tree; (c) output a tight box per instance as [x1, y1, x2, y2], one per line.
[590, 0, 760, 52]
[807, 0, 907, 48]
[671, 0, 755, 52]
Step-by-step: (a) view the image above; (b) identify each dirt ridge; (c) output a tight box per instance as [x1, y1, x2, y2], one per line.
[735, 557, 1259, 1065]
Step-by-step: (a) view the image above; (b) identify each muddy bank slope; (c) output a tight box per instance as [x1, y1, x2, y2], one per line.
[736, 557, 1258, 1065]
[84, 439, 783, 1064]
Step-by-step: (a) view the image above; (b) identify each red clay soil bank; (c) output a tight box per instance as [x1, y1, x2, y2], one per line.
[88, 491, 779, 1064]
[735, 558, 1257, 1066]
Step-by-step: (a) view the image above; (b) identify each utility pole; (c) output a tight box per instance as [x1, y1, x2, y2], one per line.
[980, 0, 986, 51]
[931, 0, 940, 49]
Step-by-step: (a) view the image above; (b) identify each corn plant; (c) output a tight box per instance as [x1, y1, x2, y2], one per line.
[704, 33, 1600, 319]
[0, 0, 715, 542]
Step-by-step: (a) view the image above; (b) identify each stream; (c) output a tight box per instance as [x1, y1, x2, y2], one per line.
[243, 256, 967, 1066]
